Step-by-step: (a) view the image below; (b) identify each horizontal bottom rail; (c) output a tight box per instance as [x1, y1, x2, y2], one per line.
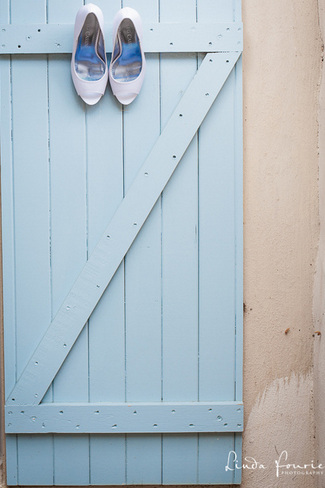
[5, 401, 243, 434]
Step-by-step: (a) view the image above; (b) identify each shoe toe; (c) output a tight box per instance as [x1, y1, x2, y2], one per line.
[79, 92, 103, 105]
[115, 92, 138, 105]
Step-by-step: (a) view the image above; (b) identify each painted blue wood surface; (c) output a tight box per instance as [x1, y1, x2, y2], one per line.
[47, 1, 89, 484]
[5, 402, 243, 434]
[0, 22, 243, 54]
[197, 2, 242, 483]
[160, 0, 198, 483]
[7, 50, 240, 408]
[122, 0, 162, 483]
[1, 0, 243, 484]
[3, 0, 54, 484]
[86, 2, 126, 484]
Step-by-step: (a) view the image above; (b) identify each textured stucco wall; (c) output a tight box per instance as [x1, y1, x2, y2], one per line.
[314, 1, 325, 487]
[241, 0, 321, 487]
[0, 1, 322, 487]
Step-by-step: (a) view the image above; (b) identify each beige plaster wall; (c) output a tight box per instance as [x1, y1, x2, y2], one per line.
[314, 1, 325, 487]
[0, 1, 322, 487]
[241, 0, 321, 486]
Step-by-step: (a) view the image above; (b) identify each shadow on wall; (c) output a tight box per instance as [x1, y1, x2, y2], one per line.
[242, 372, 315, 488]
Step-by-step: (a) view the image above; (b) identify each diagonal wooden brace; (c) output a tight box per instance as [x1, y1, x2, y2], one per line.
[7, 51, 241, 406]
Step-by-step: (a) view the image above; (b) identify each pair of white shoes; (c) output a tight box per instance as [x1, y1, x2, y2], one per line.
[71, 4, 146, 106]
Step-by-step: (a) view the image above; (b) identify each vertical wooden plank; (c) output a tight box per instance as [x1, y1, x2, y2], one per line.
[197, 0, 239, 483]
[127, 434, 162, 484]
[234, 0, 243, 407]
[8, 0, 53, 483]
[125, 203, 161, 403]
[17, 436, 54, 486]
[1, 53, 19, 478]
[0, 27, 15, 488]
[47, 1, 89, 484]
[0, 0, 18, 473]
[87, 0, 126, 484]
[159, 0, 199, 483]
[234, 18, 243, 477]
[235, 54, 243, 402]
[0, 8, 14, 406]
[122, 0, 162, 483]
[10, 0, 46, 23]
[234, 0, 242, 21]
[198, 434, 236, 484]
[233, 431, 242, 484]
[47, 0, 81, 21]
[54, 435, 90, 486]
[11, 56, 51, 380]
[160, 62, 198, 401]
[90, 435, 125, 485]
[9, 0, 49, 401]
[5, 436, 17, 485]
[197, 1, 236, 385]
[197, 0, 233, 21]
[198, 69, 236, 400]
[163, 435, 198, 485]
[0, 11, 16, 485]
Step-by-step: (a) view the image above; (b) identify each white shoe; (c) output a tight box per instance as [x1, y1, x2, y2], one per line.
[109, 7, 146, 105]
[71, 3, 108, 105]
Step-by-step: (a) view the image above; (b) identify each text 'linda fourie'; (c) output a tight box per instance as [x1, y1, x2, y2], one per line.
[225, 450, 325, 478]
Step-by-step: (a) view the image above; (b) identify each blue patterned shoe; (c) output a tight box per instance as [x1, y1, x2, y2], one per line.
[109, 8, 146, 105]
[71, 4, 108, 105]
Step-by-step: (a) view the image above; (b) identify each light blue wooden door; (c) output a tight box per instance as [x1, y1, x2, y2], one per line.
[1, 0, 243, 485]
